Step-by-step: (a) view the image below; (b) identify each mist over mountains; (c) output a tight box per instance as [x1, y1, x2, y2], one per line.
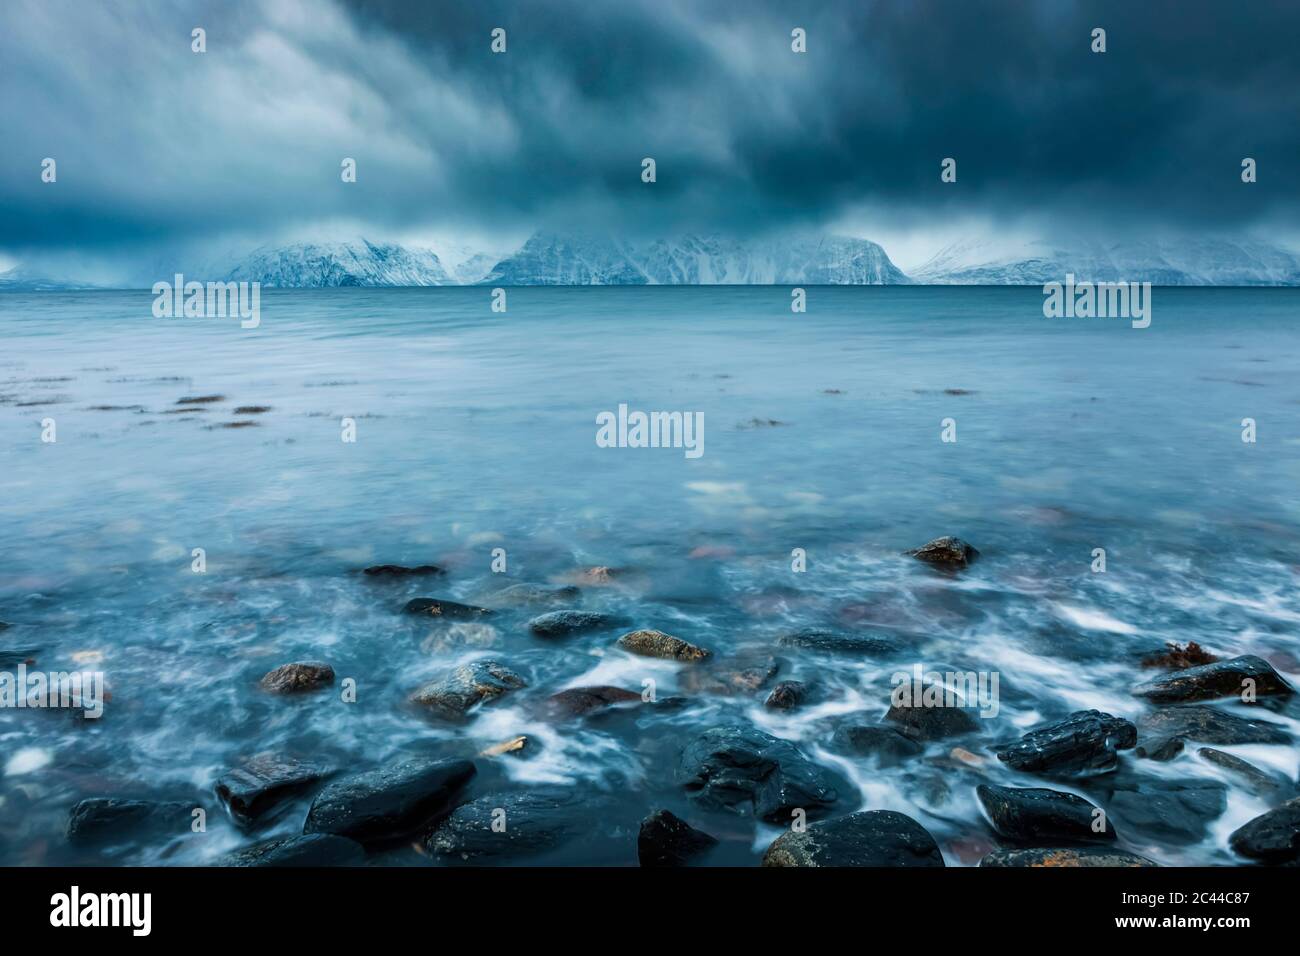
[5, 232, 1300, 290]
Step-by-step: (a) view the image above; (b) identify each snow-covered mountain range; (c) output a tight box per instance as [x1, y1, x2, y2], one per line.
[911, 236, 1300, 286]
[5, 232, 1300, 289]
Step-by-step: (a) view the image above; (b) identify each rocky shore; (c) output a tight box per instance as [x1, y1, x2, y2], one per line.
[11, 539, 1300, 869]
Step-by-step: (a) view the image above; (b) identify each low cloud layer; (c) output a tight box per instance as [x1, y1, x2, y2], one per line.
[2, 0, 1297, 277]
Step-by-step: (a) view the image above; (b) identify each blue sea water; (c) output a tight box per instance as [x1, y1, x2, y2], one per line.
[1, 286, 1298, 865]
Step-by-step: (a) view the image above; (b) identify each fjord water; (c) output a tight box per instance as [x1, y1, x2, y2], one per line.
[1, 286, 1298, 866]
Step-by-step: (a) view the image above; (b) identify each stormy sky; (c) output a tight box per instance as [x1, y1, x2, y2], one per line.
[1, 0, 1297, 278]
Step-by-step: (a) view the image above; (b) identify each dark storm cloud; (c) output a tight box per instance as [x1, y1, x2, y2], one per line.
[1, 0, 1297, 261]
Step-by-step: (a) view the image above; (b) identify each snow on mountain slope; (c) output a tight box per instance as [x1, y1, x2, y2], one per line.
[223, 239, 453, 287]
[482, 232, 909, 285]
[912, 236, 1300, 286]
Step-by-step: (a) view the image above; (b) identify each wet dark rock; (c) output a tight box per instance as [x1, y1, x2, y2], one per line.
[302, 758, 476, 844]
[680, 655, 780, 696]
[175, 394, 225, 404]
[363, 564, 444, 577]
[993, 710, 1136, 776]
[765, 680, 810, 710]
[1141, 641, 1220, 670]
[259, 661, 335, 693]
[908, 536, 979, 568]
[777, 627, 898, 655]
[1136, 706, 1290, 756]
[980, 847, 1157, 867]
[1198, 748, 1286, 794]
[66, 798, 194, 845]
[214, 833, 365, 867]
[1132, 655, 1293, 704]
[1108, 777, 1228, 844]
[1228, 797, 1300, 863]
[762, 810, 944, 867]
[885, 694, 981, 741]
[1136, 736, 1186, 761]
[829, 723, 923, 764]
[638, 810, 718, 866]
[616, 628, 711, 662]
[677, 725, 841, 823]
[232, 405, 272, 414]
[491, 583, 580, 607]
[409, 660, 526, 720]
[215, 755, 336, 826]
[426, 788, 611, 862]
[528, 609, 624, 638]
[403, 597, 493, 619]
[545, 685, 642, 718]
[976, 784, 1115, 844]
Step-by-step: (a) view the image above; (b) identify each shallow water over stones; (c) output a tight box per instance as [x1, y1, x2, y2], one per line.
[3, 287, 1300, 867]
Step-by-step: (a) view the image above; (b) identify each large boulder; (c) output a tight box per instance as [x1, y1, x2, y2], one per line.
[1228, 797, 1300, 864]
[214, 833, 365, 867]
[545, 685, 644, 718]
[993, 710, 1136, 776]
[303, 758, 476, 844]
[976, 784, 1115, 843]
[259, 661, 334, 693]
[215, 754, 335, 826]
[426, 788, 612, 862]
[616, 629, 711, 662]
[677, 725, 841, 823]
[680, 655, 781, 696]
[908, 536, 979, 568]
[637, 810, 718, 867]
[762, 810, 944, 867]
[1132, 655, 1293, 704]
[980, 847, 1156, 867]
[1198, 748, 1286, 794]
[528, 609, 624, 638]
[489, 583, 580, 607]
[409, 660, 526, 720]
[403, 598, 493, 619]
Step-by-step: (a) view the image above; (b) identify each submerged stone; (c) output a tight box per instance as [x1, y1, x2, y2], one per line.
[403, 598, 493, 619]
